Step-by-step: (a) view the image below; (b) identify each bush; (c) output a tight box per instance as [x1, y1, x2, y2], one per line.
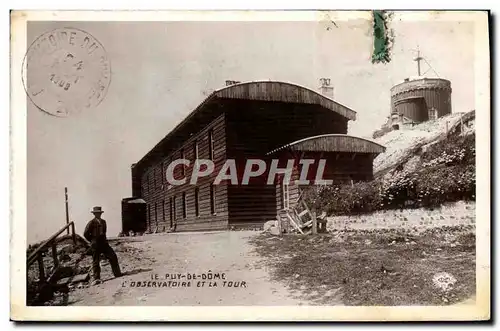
[414, 164, 475, 207]
[309, 133, 476, 216]
[307, 181, 383, 215]
[421, 133, 475, 167]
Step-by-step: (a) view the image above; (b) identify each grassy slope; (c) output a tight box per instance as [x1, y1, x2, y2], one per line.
[250, 228, 475, 306]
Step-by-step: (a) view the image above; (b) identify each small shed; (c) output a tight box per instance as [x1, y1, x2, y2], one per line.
[121, 197, 147, 234]
[267, 134, 386, 210]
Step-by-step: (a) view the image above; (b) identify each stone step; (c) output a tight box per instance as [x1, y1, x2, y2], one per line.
[56, 272, 90, 285]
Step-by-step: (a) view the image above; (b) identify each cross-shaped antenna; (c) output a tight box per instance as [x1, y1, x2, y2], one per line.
[411, 45, 424, 76]
[410, 45, 440, 78]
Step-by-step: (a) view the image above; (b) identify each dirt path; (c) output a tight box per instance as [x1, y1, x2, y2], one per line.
[69, 231, 309, 306]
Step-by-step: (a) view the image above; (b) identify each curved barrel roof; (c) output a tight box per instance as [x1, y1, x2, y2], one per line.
[267, 134, 386, 155]
[213, 81, 356, 120]
[135, 81, 357, 169]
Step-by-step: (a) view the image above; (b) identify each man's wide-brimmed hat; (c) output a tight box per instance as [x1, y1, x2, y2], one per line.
[91, 206, 104, 214]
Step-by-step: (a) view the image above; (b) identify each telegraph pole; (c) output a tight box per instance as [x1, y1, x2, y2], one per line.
[65, 187, 70, 234]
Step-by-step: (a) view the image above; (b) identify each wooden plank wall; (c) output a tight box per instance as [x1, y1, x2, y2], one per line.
[140, 113, 229, 232]
[224, 99, 348, 156]
[224, 99, 349, 227]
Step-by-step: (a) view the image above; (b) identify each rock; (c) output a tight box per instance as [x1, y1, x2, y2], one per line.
[58, 244, 75, 256]
[57, 273, 90, 286]
[324, 288, 340, 297]
[52, 266, 74, 281]
[294, 274, 300, 279]
[432, 272, 457, 292]
[364, 239, 372, 245]
[60, 253, 71, 262]
[263, 220, 278, 232]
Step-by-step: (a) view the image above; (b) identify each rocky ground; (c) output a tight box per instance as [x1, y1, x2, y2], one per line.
[34, 231, 305, 306]
[27, 227, 475, 307]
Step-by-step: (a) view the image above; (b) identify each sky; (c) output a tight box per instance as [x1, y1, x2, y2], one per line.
[26, 16, 476, 243]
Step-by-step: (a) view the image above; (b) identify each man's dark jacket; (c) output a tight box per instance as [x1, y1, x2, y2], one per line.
[84, 218, 108, 244]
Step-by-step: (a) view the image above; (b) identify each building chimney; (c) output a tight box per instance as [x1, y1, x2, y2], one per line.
[225, 80, 241, 86]
[319, 78, 334, 98]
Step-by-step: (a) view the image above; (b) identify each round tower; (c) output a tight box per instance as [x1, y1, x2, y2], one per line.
[390, 77, 452, 124]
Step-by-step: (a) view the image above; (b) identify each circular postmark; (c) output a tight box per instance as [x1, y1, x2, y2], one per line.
[22, 27, 111, 117]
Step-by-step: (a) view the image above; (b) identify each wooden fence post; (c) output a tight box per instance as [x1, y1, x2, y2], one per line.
[37, 254, 45, 283]
[71, 222, 77, 246]
[51, 243, 59, 269]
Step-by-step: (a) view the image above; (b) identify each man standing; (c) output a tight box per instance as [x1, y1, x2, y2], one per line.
[84, 206, 122, 285]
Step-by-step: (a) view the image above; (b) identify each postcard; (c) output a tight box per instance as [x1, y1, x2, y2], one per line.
[10, 10, 490, 321]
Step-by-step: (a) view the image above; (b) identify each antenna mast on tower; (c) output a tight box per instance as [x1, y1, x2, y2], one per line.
[411, 46, 440, 78]
[413, 45, 423, 76]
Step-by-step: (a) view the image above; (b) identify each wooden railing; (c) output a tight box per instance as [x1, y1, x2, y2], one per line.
[27, 221, 77, 284]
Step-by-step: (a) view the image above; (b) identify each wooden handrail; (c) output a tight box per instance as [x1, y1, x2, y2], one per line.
[27, 221, 76, 267]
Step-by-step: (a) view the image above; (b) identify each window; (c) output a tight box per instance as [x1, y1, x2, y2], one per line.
[154, 167, 158, 189]
[173, 196, 177, 220]
[193, 140, 198, 160]
[208, 130, 214, 160]
[148, 204, 153, 230]
[180, 149, 185, 177]
[162, 199, 165, 222]
[194, 188, 200, 217]
[147, 174, 151, 194]
[429, 108, 438, 121]
[161, 162, 164, 186]
[154, 202, 158, 226]
[182, 192, 187, 218]
[169, 197, 174, 227]
[164, 158, 171, 186]
[210, 184, 216, 214]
